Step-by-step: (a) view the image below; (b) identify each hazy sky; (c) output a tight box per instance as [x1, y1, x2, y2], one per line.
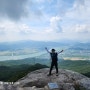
[0, 0, 90, 42]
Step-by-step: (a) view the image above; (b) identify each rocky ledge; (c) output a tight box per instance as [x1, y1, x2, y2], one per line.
[0, 68, 90, 90]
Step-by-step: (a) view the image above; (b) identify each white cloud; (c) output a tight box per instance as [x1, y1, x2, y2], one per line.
[73, 0, 85, 8]
[0, 0, 90, 42]
[0, 21, 34, 37]
[74, 24, 90, 33]
[65, 0, 90, 20]
[62, 23, 90, 34]
[0, 20, 64, 42]
[49, 16, 62, 33]
[35, 0, 46, 3]
[0, 20, 90, 42]
[60, 0, 90, 41]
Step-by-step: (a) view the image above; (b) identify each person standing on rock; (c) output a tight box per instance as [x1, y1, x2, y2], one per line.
[45, 47, 63, 76]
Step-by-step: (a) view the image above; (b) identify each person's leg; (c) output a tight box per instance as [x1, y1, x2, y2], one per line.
[49, 62, 54, 75]
[54, 61, 58, 74]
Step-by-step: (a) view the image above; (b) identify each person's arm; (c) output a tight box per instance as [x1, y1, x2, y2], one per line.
[45, 47, 50, 53]
[58, 50, 63, 54]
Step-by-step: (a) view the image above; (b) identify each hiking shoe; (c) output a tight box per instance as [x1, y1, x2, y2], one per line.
[56, 73, 58, 76]
[47, 74, 51, 76]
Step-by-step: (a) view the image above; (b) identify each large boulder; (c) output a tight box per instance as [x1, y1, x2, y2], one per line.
[0, 68, 90, 90]
[14, 68, 90, 90]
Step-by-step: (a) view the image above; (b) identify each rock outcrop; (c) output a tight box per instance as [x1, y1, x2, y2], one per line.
[0, 68, 90, 90]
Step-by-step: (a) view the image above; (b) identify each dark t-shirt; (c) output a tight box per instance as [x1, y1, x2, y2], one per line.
[50, 52, 58, 62]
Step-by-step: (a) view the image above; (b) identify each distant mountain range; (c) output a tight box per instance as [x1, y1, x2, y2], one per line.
[69, 42, 90, 50]
[0, 40, 71, 51]
[0, 40, 89, 51]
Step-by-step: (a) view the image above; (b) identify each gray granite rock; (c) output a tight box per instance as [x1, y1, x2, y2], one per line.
[0, 68, 90, 90]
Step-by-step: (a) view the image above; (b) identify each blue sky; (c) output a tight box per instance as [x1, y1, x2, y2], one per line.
[0, 0, 90, 42]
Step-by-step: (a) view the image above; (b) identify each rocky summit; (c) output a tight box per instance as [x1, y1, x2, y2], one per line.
[0, 68, 90, 90]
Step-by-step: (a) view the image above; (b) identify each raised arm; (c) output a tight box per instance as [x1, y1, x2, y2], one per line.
[58, 50, 63, 54]
[45, 47, 50, 53]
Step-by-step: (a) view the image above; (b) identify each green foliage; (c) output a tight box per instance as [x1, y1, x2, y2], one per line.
[0, 58, 49, 66]
[0, 59, 90, 82]
[59, 60, 90, 77]
[0, 63, 48, 82]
